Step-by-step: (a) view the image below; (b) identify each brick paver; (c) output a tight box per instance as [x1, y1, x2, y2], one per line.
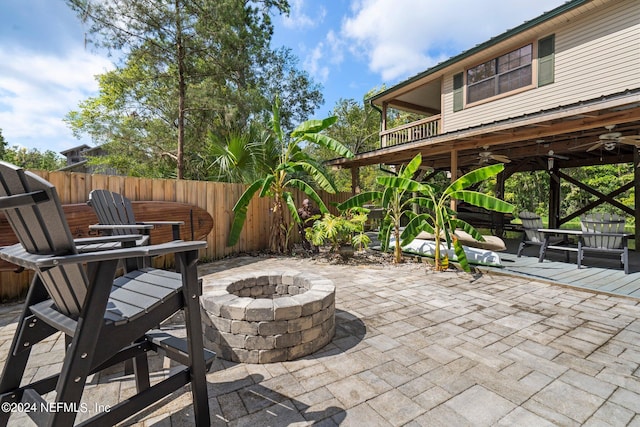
[2, 255, 640, 425]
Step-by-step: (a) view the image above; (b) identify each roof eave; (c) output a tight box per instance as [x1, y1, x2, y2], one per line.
[368, 0, 592, 105]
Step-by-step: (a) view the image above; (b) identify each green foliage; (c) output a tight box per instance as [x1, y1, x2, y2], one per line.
[304, 91, 387, 192]
[228, 98, 354, 253]
[306, 208, 370, 252]
[339, 154, 514, 271]
[0, 129, 6, 159]
[2, 146, 64, 171]
[338, 153, 430, 264]
[505, 164, 634, 224]
[65, 0, 322, 180]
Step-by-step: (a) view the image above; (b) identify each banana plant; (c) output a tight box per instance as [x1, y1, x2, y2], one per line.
[401, 162, 514, 271]
[338, 154, 431, 264]
[338, 153, 515, 271]
[228, 98, 354, 253]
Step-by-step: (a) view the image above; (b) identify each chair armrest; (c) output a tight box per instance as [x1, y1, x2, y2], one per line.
[0, 240, 207, 269]
[138, 221, 184, 240]
[89, 224, 155, 231]
[138, 221, 185, 226]
[74, 235, 143, 245]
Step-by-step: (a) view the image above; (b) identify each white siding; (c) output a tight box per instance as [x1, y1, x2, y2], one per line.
[442, 0, 640, 134]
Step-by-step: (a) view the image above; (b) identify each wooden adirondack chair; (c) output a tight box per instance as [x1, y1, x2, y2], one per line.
[88, 189, 183, 242]
[516, 212, 555, 256]
[0, 162, 214, 426]
[579, 213, 629, 274]
[88, 189, 185, 271]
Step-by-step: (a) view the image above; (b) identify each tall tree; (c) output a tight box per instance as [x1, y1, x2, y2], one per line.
[65, 0, 315, 179]
[0, 129, 6, 160]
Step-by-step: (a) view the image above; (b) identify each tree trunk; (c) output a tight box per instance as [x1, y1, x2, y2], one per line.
[394, 223, 402, 263]
[175, 0, 185, 180]
[270, 198, 287, 253]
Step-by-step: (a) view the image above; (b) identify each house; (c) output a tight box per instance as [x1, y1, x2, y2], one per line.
[328, 0, 640, 238]
[59, 144, 117, 175]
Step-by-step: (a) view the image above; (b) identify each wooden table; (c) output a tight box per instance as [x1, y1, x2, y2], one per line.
[537, 228, 631, 274]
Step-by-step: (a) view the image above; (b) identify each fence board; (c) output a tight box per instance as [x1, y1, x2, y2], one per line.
[0, 170, 351, 300]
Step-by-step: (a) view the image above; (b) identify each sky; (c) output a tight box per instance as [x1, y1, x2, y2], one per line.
[0, 0, 567, 155]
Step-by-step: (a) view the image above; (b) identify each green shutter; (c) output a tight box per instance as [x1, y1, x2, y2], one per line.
[453, 72, 463, 112]
[538, 35, 555, 87]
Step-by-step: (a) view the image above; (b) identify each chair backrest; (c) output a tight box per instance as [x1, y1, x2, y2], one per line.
[0, 162, 88, 315]
[89, 189, 138, 235]
[580, 213, 625, 249]
[519, 211, 545, 243]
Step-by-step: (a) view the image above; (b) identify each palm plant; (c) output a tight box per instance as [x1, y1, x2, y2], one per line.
[339, 154, 514, 271]
[201, 128, 273, 183]
[228, 98, 354, 253]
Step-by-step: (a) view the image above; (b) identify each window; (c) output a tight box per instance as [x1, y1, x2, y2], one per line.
[467, 44, 532, 104]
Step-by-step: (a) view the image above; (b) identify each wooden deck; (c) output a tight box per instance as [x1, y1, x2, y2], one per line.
[481, 239, 640, 299]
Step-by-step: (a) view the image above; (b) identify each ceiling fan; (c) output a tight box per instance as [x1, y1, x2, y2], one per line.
[583, 125, 640, 152]
[478, 146, 510, 164]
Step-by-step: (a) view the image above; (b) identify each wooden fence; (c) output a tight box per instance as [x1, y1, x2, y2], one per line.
[0, 170, 351, 301]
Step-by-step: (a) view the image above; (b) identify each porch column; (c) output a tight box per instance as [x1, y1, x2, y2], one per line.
[450, 149, 458, 212]
[548, 165, 561, 229]
[494, 171, 506, 236]
[381, 102, 388, 147]
[635, 149, 640, 250]
[350, 167, 360, 195]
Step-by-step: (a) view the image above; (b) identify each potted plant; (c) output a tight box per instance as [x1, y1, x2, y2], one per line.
[306, 208, 370, 256]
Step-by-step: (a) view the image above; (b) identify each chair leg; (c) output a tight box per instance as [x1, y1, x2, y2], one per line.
[517, 242, 525, 257]
[177, 250, 210, 426]
[0, 277, 51, 395]
[133, 338, 151, 392]
[47, 259, 118, 426]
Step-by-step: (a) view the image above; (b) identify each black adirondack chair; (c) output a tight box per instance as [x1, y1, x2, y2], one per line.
[0, 162, 214, 426]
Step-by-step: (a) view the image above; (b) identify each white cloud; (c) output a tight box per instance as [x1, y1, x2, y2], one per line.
[282, 0, 327, 30]
[341, 0, 566, 82]
[303, 42, 330, 83]
[0, 47, 113, 152]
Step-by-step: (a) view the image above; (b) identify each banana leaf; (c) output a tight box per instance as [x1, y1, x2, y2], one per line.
[228, 178, 268, 246]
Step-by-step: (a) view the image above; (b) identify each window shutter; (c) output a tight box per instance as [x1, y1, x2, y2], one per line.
[538, 35, 555, 87]
[453, 72, 463, 112]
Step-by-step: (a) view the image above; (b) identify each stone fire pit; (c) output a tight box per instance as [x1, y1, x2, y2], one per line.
[201, 271, 336, 364]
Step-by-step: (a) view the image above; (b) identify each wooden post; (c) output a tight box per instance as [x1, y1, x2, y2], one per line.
[351, 167, 360, 195]
[450, 149, 458, 212]
[494, 170, 506, 236]
[635, 149, 640, 251]
[548, 165, 561, 229]
[381, 102, 388, 147]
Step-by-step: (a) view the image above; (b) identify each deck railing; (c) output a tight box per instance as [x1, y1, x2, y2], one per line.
[380, 115, 441, 147]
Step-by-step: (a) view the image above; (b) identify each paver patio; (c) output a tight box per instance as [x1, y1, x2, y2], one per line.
[2, 255, 640, 426]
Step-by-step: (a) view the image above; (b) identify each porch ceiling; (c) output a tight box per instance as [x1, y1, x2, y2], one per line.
[329, 90, 640, 173]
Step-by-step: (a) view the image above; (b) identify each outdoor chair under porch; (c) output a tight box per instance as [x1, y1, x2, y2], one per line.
[517, 211, 566, 258]
[579, 213, 630, 274]
[0, 161, 215, 426]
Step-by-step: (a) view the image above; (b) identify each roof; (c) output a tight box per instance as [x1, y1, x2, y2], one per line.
[368, 0, 591, 105]
[328, 88, 640, 170]
[59, 144, 90, 155]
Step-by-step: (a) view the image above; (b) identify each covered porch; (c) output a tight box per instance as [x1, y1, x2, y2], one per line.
[328, 89, 640, 243]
